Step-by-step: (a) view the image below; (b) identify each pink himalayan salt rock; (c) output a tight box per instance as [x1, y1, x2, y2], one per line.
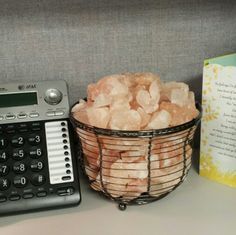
[71, 99, 86, 112]
[147, 110, 171, 129]
[72, 100, 90, 124]
[103, 157, 148, 198]
[87, 106, 110, 128]
[133, 72, 161, 87]
[93, 93, 112, 108]
[136, 89, 159, 114]
[149, 146, 192, 197]
[137, 107, 151, 128]
[149, 80, 161, 101]
[161, 81, 189, 106]
[109, 97, 131, 114]
[87, 74, 129, 101]
[109, 109, 141, 130]
[135, 80, 161, 114]
[160, 101, 198, 126]
[129, 84, 146, 110]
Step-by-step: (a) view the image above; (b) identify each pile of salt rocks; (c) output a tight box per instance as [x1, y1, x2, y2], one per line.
[72, 73, 199, 201]
[72, 72, 199, 129]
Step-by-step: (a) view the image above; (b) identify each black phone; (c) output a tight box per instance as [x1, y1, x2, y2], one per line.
[0, 80, 81, 216]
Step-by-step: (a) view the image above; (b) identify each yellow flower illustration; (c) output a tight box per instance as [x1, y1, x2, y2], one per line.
[202, 104, 219, 122]
[200, 153, 236, 187]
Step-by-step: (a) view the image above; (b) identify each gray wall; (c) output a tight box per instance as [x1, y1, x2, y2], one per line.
[0, 0, 235, 104]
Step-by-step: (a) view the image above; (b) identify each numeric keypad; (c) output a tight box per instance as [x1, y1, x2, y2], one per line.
[0, 122, 47, 196]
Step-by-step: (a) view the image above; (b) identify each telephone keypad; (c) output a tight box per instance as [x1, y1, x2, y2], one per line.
[0, 119, 79, 215]
[0, 121, 48, 201]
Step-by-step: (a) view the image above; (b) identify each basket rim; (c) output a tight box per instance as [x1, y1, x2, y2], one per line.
[69, 101, 202, 137]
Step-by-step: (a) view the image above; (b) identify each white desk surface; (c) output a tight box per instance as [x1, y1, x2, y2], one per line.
[0, 168, 235, 235]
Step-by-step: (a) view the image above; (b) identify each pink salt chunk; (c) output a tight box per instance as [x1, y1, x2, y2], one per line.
[72, 100, 90, 124]
[136, 89, 159, 114]
[137, 107, 151, 128]
[170, 88, 189, 107]
[109, 109, 141, 130]
[71, 99, 86, 112]
[160, 101, 198, 126]
[134, 72, 161, 87]
[110, 98, 131, 114]
[147, 110, 171, 129]
[149, 80, 161, 101]
[87, 83, 100, 102]
[87, 106, 110, 128]
[87, 75, 129, 101]
[161, 82, 189, 104]
[94, 93, 112, 108]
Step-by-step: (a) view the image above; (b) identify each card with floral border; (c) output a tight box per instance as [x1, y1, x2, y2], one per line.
[200, 53, 236, 187]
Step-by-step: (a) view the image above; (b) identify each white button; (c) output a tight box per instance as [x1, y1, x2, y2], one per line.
[6, 114, 16, 120]
[55, 111, 64, 116]
[0, 116, 4, 120]
[29, 113, 39, 118]
[18, 113, 27, 119]
[46, 111, 55, 117]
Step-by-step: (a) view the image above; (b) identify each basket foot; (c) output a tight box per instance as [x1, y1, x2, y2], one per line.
[118, 203, 127, 211]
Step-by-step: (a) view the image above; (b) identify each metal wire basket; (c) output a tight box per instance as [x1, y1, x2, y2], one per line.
[70, 103, 201, 210]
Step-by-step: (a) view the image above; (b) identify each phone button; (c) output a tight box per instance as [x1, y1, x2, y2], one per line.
[29, 113, 39, 118]
[31, 174, 46, 186]
[57, 187, 74, 196]
[28, 134, 41, 146]
[13, 176, 28, 188]
[0, 196, 7, 203]
[31, 122, 42, 131]
[62, 176, 71, 181]
[0, 151, 9, 162]
[12, 148, 26, 160]
[29, 147, 43, 159]
[11, 135, 25, 147]
[0, 138, 8, 149]
[6, 125, 16, 134]
[13, 162, 27, 174]
[55, 111, 64, 116]
[18, 124, 29, 133]
[5, 114, 16, 120]
[30, 160, 44, 172]
[9, 194, 21, 201]
[0, 178, 10, 190]
[46, 111, 55, 117]
[0, 164, 10, 176]
[17, 113, 27, 119]
[36, 191, 47, 197]
[23, 193, 34, 199]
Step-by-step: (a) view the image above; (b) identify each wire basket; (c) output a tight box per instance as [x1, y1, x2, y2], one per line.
[70, 103, 201, 210]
